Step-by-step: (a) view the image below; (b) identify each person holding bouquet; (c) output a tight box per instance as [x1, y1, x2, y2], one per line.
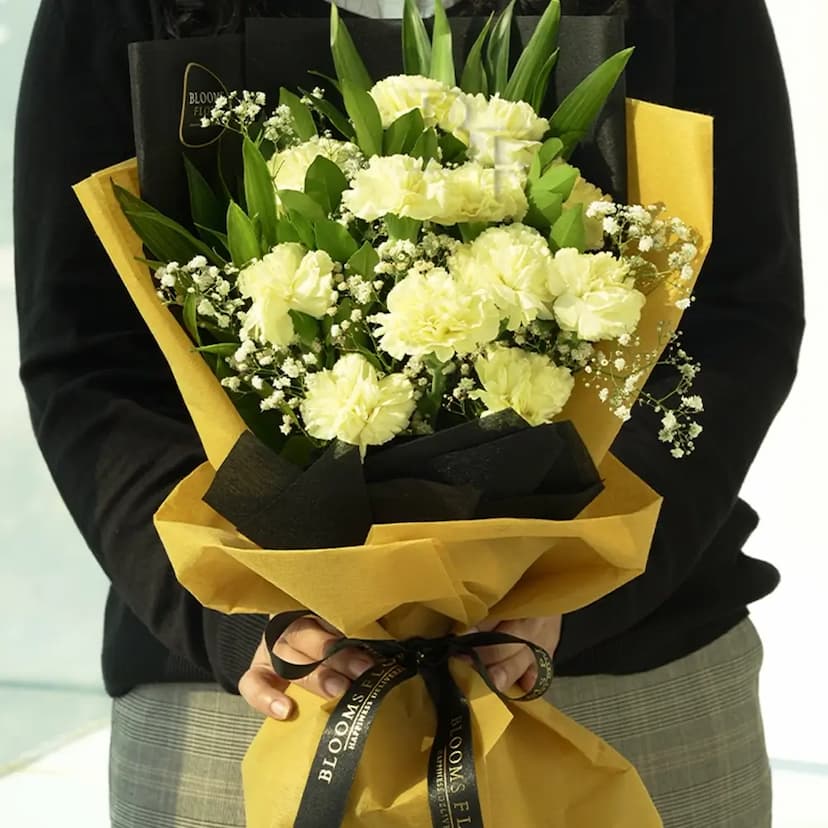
[14, 0, 802, 826]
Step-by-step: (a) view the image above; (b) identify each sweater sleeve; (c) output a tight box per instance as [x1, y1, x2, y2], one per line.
[14, 0, 265, 692]
[556, 0, 805, 662]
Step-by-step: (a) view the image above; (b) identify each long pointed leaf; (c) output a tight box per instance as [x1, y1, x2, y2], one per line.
[429, 0, 455, 87]
[243, 135, 279, 249]
[114, 184, 223, 266]
[529, 49, 560, 113]
[227, 201, 262, 266]
[279, 88, 317, 141]
[303, 91, 356, 140]
[485, 0, 515, 96]
[403, 0, 432, 76]
[459, 14, 493, 95]
[549, 48, 634, 157]
[330, 4, 373, 90]
[504, 0, 560, 103]
[182, 292, 201, 345]
[183, 155, 225, 243]
[342, 79, 383, 158]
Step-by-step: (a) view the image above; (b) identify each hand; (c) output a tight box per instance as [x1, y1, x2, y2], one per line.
[470, 616, 562, 695]
[238, 616, 374, 721]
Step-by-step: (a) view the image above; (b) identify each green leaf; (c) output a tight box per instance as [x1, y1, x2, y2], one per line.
[429, 0, 455, 87]
[227, 201, 262, 266]
[385, 214, 422, 242]
[278, 189, 328, 223]
[341, 79, 383, 158]
[287, 209, 317, 249]
[304, 92, 356, 140]
[383, 108, 426, 156]
[288, 309, 320, 347]
[243, 136, 279, 249]
[276, 219, 303, 245]
[183, 155, 225, 242]
[411, 127, 440, 164]
[304, 155, 349, 216]
[525, 188, 563, 232]
[529, 49, 560, 113]
[279, 88, 318, 141]
[194, 223, 230, 257]
[346, 241, 380, 280]
[504, 0, 560, 103]
[419, 356, 448, 424]
[182, 292, 201, 345]
[330, 3, 373, 91]
[439, 131, 468, 165]
[460, 14, 493, 95]
[458, 222, 488, 243]
[537, 161, 579, 200]
[485, 0, 515, 96]
[538, 136, 565, 171]
[549, 47, 634, 157]
[550, 203, 587, 252]
[114, 184, 223, 266]
[402, 0, 432, 76]
[315, 218, 359, 262]
[196, 342, 238, 356]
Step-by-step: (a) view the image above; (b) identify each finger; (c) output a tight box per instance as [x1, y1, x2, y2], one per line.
[273, 620, 374, 681]
[238, 664, 293, 721]
[278, 616, 341, 661]
[519, 663, 539, 694]
[487, 646, 536, 694]
[276, 642, 355, 701]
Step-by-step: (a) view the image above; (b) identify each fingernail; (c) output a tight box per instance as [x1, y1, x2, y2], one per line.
[323, 675, 350, 698]
[270, 698, 291, 720]
[490, 667, 507, 692]
[347, 657, 373, 679]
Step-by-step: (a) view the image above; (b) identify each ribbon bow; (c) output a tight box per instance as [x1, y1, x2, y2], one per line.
[266, 610, 554, 828]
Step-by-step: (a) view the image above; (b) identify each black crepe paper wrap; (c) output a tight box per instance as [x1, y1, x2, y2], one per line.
[203, 411, 604, 551]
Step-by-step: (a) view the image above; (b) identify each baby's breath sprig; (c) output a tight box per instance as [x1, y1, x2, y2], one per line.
[199, 91, 268, 136]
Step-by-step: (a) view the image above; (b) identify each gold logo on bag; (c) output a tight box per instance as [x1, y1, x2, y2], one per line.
[179, 62, 228, 149]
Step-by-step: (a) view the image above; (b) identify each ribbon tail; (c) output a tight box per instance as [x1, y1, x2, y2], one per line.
[293, 658, 417, 828]
[422, 663, 486, 828]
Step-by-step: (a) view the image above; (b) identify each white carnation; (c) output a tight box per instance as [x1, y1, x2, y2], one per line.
[369, 75, 457, 129]
[372, 267, 500, 362]
[343, 157, 527, 225]
[268, 136, 363, 194]
[238, 244, 335, 348]
[342, 155, 432, 222]
[450, 223, 556, 331]
[471, 346, 574, 425]
[445, 93, 548, 170]
[549, 248, 646, 341]
[300, 354, 415, 454]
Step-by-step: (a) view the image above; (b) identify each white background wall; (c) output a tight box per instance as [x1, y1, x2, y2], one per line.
[743, 0, 828, 766]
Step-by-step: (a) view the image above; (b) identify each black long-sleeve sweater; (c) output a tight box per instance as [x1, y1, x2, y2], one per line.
[14, 0, 803, 696]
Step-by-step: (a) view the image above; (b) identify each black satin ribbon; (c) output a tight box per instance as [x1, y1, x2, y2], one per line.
[265, 610, 553, 828]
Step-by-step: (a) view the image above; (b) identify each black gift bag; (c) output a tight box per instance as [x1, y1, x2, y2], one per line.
[130, 3, 628, 223]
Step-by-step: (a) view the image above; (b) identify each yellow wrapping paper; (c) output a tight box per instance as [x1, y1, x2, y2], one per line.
[75, 99, 713, 828]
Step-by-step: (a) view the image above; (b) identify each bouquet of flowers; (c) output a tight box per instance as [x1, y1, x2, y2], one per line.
[76, 2, 713, 825]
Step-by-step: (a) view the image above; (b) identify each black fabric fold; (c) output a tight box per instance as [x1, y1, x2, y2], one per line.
[204, 414, 604, 552]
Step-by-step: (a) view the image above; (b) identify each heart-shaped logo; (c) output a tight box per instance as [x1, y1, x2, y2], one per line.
[179, 62, 229, 148]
